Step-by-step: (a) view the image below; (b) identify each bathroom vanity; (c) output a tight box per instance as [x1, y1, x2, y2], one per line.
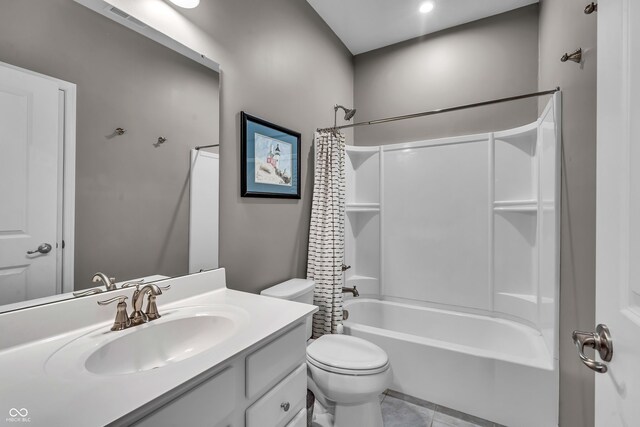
[0, 269, 316, 426]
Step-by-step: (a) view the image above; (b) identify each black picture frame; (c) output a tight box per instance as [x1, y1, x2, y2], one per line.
[241, 112, 301, 199]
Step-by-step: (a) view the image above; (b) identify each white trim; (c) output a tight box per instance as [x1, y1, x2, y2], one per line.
[379, 145, 385, 297]
[61, 83, 77, 294]
[488, 132, 495, 312]
[0, 61, 76, 294]
[382, 133, 490, 152]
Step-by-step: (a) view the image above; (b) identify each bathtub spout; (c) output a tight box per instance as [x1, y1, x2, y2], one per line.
[342, 286, 359, 297]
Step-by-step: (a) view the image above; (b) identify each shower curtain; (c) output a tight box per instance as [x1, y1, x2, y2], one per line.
[307, 130, 346, 338]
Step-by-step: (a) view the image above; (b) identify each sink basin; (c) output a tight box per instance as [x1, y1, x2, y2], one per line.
[45, 305, 249, 377]
[85, 315, 236, 375]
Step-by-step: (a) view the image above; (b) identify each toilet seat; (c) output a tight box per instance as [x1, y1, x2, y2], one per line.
[306, 334, 389, 375]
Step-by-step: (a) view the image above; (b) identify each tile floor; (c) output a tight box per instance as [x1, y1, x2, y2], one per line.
[380, 390, 506, 427]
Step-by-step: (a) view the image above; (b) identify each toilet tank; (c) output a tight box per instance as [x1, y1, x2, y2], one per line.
[261, 279, 315, 338]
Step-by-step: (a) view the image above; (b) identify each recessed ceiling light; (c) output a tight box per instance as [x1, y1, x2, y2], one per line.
[419, 2, 434, 14]
[168, 0, 200, 9]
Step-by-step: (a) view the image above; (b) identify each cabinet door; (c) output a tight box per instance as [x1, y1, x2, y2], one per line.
[133, 366, 236, 427]
[246, 363, 307, 427]
[245, 323, 306, 399]
[286, 408, 307, 427]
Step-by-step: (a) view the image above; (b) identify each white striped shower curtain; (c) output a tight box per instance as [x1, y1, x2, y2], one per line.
[307, 131, 346, 338]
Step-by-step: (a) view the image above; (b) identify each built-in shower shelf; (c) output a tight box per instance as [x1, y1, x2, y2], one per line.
[346, 274, 377, 281]
[493, 200, 538, 212]
[345, 275, 379, 295]
[493, 121, 538, 143]
[346, 145, 379, 154]
[498, 292, 536, 303]
[346, 203, 380, 212]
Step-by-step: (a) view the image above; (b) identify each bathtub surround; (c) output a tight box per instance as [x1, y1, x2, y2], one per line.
[343, 98, 561, 426]
[308, 131, 347, 337]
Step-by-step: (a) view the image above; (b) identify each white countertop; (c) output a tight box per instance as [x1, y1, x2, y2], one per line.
[0, 269, 316, 426]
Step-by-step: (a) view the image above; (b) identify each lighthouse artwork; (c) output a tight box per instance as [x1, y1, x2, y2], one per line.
[254, 132, 293, 186]
[241, 112, 300, 198]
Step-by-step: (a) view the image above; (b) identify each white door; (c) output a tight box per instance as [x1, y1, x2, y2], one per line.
[591, 0, 640, 424]
[0, 63, 60, 305]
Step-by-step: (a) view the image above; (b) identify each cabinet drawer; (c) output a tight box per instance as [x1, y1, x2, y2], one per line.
[133, 366, 236, 427]
[246, 363, 307, 427]
[286, 408, 307, 427]
[245, 323, 306, 398]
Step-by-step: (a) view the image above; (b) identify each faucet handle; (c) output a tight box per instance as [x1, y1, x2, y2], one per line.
[121, 280, 145, 289]
[73, 287, 104, 297]
[144, 285, 170, 321]
[97, 295, 127, 305]
[98, 295, 131, 331]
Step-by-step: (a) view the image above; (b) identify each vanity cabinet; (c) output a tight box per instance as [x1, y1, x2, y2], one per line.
[129, 323, 308, 427]
[245, 364, 306, 427]
[132, 366, 237, 426]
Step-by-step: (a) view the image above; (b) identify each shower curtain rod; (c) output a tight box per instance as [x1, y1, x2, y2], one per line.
[194, 144, 219, 150]
[317, 87, 560, 132]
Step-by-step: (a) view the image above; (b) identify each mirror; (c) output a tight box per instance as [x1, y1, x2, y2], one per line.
[0, 0, 220, 312]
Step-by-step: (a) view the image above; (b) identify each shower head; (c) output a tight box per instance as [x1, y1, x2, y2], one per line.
[335, 105, 357, 121]
[343, 107, 356, 120]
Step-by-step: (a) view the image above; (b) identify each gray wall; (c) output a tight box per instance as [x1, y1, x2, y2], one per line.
[0, 0, 219, 288]
[353, 5, 539, 146]
[179, 0, 354, 292]
[538, 1, 597, 426]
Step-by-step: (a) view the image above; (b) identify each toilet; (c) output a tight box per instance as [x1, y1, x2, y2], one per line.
[261, 279, 391, 427]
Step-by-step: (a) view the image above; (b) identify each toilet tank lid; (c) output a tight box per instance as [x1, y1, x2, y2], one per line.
[260, 279, 315, 299]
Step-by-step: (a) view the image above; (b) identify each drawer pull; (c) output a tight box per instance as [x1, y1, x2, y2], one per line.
[280, 402, 290, 412]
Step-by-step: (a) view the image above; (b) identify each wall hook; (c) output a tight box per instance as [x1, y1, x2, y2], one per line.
[561, 48, 582, 64]
[157, 136, 167, 144]
[115, 127, 126, 136]
[584, 2, 597, 14]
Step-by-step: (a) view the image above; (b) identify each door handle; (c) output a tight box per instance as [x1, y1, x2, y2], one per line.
[26, 243, 52, 255]
[572, 324, 613, 373]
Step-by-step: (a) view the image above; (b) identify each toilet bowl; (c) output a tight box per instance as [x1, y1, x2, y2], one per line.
[307, 334, 391, 427]
[261, 279, 391, 427]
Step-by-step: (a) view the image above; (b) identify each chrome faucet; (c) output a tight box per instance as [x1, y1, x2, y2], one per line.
[342, 286, 359, 297]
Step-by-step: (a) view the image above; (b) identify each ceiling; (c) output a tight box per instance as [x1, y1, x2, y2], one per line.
[306, 0, 538, 55]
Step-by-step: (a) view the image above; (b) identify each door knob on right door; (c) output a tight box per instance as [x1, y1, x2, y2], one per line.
[572, 324, 613, 373]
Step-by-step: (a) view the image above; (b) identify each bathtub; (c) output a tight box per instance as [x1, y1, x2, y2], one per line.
[343, 298, 558, 427]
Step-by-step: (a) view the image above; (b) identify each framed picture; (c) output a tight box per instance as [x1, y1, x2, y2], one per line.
[241, 112, 301, 199]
